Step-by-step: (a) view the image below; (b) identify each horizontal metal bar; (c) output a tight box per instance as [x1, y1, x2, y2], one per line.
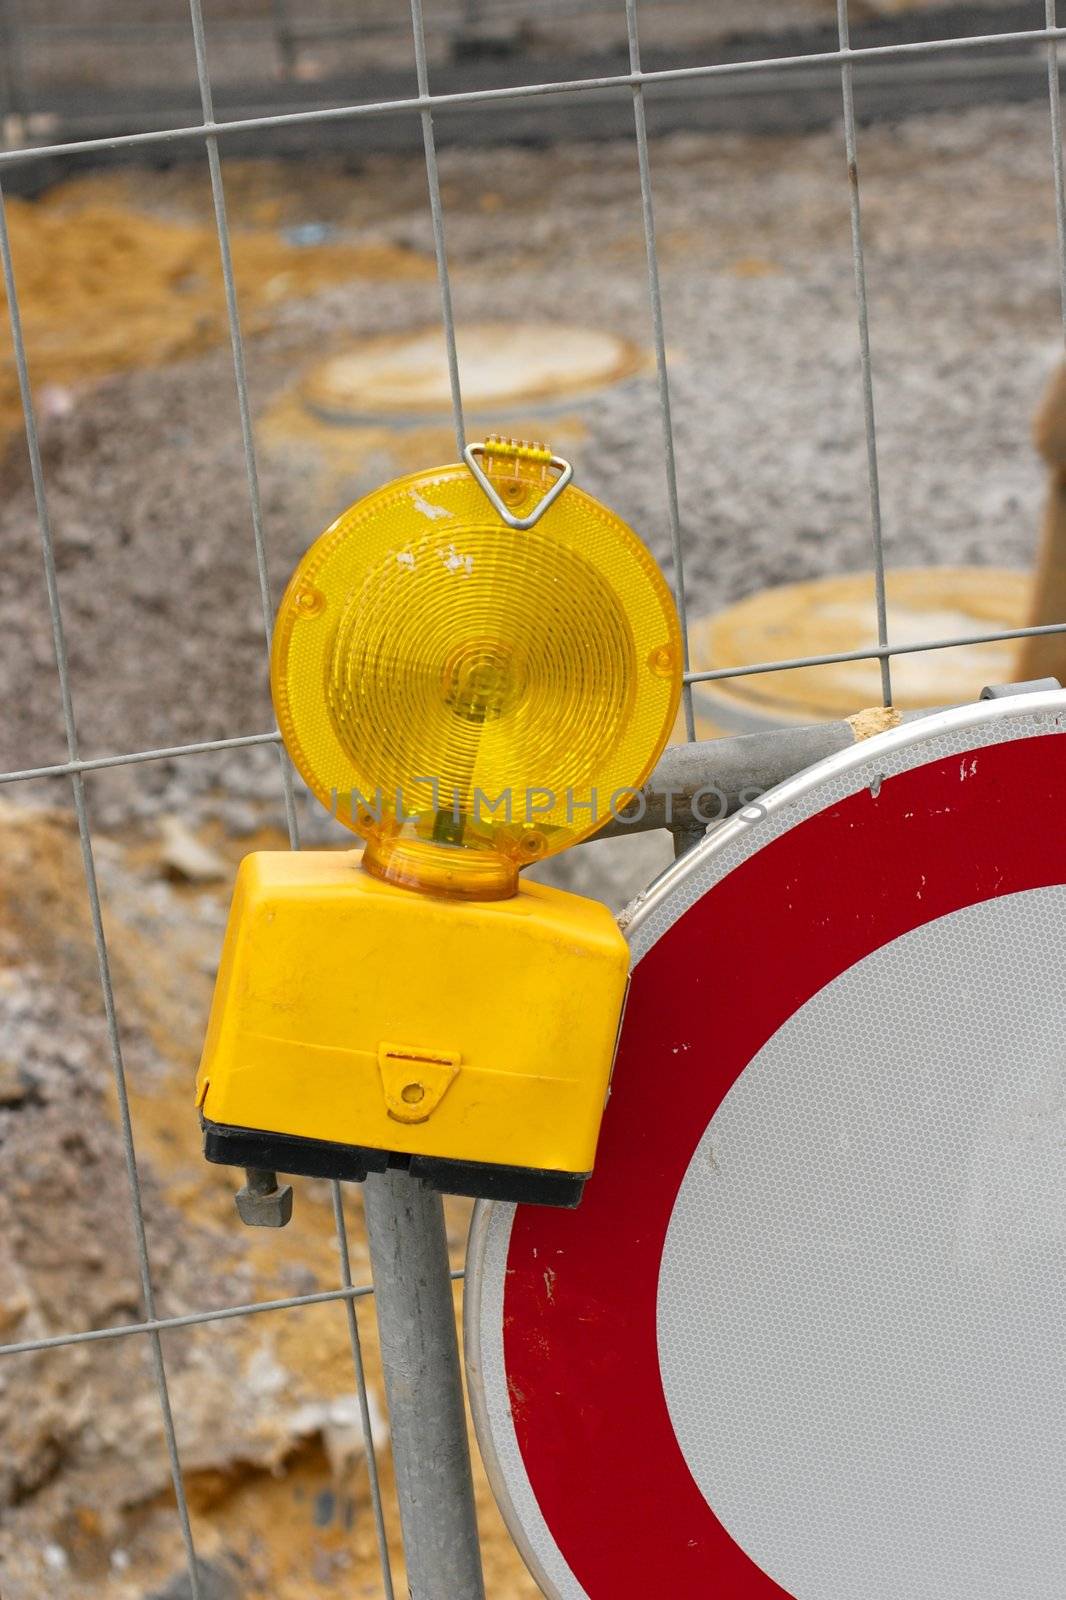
[597, 721, 865, 836]
[2, 22, 1065, 167]
[3, 623, 1065, 790]
[0, 1271, 465, 1359]
[596, 708, 941, 839]
[599, 679, 1057, 839]
[0, 730, 282, 786]
[683, 619, 1066, 685]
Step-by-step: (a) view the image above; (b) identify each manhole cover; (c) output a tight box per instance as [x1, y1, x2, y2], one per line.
[689, 567, 1032, 734]
[301, 323, 646, 422]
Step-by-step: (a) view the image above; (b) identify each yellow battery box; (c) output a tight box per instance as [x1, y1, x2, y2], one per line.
[197, 849, 629, 1206]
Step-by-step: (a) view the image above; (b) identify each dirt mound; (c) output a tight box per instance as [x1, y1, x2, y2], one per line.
[0, 187, 432, 435]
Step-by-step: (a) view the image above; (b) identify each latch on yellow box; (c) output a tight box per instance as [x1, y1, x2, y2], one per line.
[378, 1043, 461, 1125]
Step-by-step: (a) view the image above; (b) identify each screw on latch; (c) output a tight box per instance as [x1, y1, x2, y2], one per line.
[234, 1167, 294, 1228]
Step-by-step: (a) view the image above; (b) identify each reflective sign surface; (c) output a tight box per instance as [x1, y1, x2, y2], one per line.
[467, 691, 1066, 1600]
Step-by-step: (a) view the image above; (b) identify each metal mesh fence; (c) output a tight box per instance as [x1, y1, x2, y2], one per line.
[2, 2, 1066, 1595]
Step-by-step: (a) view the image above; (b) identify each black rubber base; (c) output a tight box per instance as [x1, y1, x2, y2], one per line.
[201, 1116, 587, 1208]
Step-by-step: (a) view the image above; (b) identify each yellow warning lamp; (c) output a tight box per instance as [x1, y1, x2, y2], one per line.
[197, 438, 681, 1213]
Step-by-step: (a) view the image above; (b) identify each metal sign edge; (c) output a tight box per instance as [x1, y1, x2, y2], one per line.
[464, 688, 1066, 1599]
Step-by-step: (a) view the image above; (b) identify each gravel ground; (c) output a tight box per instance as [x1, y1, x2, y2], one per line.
[2, 102, 1062, 807]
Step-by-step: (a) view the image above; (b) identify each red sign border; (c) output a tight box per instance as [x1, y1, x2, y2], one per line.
[493, 729, 1066, 1596]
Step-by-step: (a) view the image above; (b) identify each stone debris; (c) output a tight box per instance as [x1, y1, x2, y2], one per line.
[0, 1053, 30, 1108]
[286, 1393, 390, 1482]
[158, 817, 227, 884]
[147, 1559, 240, 1600]
[847, 705, 904, 742]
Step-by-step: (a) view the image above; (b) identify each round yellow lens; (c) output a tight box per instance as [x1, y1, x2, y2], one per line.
[271, 452, 682, 898]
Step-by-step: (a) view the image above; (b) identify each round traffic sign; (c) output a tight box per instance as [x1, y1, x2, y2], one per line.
[466, 690, 1066, 1600]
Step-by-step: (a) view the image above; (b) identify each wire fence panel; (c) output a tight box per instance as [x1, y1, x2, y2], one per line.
[0, 169, 203, 1597]
[2, 2, 1066, 1595]
[9, 24, 1066, 169]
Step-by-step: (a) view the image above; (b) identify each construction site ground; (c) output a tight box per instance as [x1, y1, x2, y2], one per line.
[1, 89, 1063, 1596]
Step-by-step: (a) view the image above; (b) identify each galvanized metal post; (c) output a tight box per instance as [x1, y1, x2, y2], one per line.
[364, 1168, 486, 1600]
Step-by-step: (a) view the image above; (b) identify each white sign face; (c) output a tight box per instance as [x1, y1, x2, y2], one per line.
[466, 691, 1066, 1600]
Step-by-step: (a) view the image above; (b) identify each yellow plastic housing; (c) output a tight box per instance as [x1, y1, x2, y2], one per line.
[270, 455, 681, 898]
[196, 851, 629, 1183]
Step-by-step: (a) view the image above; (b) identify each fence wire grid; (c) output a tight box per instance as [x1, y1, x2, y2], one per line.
[2, 2, 1066, 1596]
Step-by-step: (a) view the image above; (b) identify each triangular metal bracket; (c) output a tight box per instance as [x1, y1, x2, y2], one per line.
[378, 1042, 461, 1125]
[463, 441, 573, 530]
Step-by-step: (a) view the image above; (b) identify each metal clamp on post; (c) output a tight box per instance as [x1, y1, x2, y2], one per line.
[463, 437, 573, 530]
